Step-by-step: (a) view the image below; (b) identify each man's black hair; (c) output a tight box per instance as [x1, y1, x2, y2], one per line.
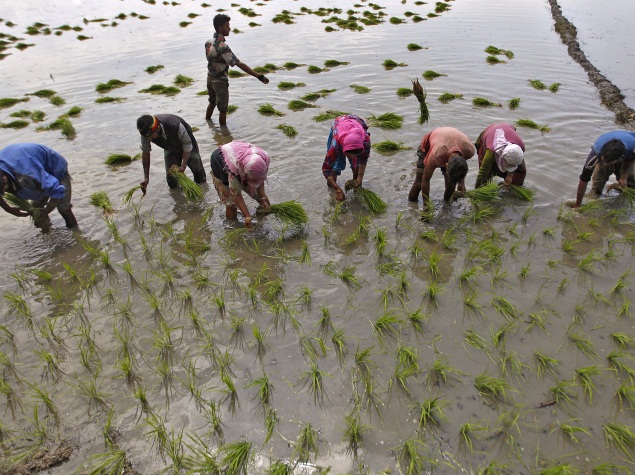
[600, 138, 626, 164]
[214, 14, 231, 32]
[447, 154, 468, 184]
[137, 115, 154, 136]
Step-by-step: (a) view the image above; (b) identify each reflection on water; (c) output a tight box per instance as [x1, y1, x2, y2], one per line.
[0, 0, 634, 474]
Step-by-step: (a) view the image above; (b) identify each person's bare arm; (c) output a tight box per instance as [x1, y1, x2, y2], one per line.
[327, 175, 345, 202]
[0, 196, 29, 217]
[574, 179, 588, 208]
[232, 191, 253, 230]
[140, 151, 151, 194]
[237, 61, 269, 83]
[256, 184, 270, 210]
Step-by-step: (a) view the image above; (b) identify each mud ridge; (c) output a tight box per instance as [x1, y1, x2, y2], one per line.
[548, 0, 635, 129]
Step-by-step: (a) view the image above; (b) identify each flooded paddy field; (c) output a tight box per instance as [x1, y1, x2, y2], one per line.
[1, 0, 634, 474]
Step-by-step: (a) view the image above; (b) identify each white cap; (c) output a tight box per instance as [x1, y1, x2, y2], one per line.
[501, 144, 523, 172]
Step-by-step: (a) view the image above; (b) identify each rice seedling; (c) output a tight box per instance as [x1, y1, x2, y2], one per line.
[293, 422, 319, 463]
[247, 371, 274, 410]
[421, 69, 444, 81]
[474, 373, 515, 403]
[591, 463, 631, 475]
[0, 97, 29, 109]
[350, 84, 371, 94]
[166, 167, 203, 200]
[491, 321, 518, 350]
[307, 65, 323, 74]
[313, 109, 348, 122]
[607, 351, 635, 380]
[35, 348, 65, 381]
[331, 328, 349, 367]
[574, 365, 602, 403]
[341, 412, 370, 460]
[508, 184, 535, 201]
[382, 59, 407, 70]
[257, 102, 285, 116]
[354, 187, 388, 215]
[611, 332, 635, 350]
[396, 437, 428, 475]
[0, 120, 29, 129]
[372, 140, 410, 154]
[139, 84, 181, 95]
[367, 112, 404, 130]
[491, 296, 520, 320]
[4, 291, 33, 329]
[515, 118, 551, 133]
[528, 79, 547, 90]
[426, 356, 463, 388]
[49, 95, 66, 106]
[436, 92, 464, 104]
[217, 440, 253, 475]
[549, 379, 578, 406]
[568, 332, 599, 360]
[76, 376, 112, 411]
[105, 152, 140, 165]
[172, 74, 193, 88]
[259, 200, 308, 225]
[413, 397, 448, 432]
[96, 79, 132, 93]
[266, 460, 292, 475]
[277, 81, 305, 90]
[505, 98, 522, 111]
[79, 449, 129, 475]
[472, 97, 503, 107]
[26, 380, 59, 421]
[287, 99, 317, 111]
[145, 64, 164, 74]
[464, 329, 492, 354]
[615, 382, 635, 409]
[371, 312, 403, 348]
[275, 124, 297, 138]
[550, 418, 591, 445]
[247, 324, 268, 363]
[603, 423, 635, 460]
[459, 422, 487, 454]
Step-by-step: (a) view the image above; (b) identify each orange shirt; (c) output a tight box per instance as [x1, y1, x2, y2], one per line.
[420, 127, 475, 168]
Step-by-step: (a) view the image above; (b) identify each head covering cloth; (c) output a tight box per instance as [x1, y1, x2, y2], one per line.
[221, 141, 270, 195]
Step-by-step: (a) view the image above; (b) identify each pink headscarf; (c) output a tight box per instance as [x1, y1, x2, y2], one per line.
[337, 118, 365, 152]
[221, 141, 270, 194]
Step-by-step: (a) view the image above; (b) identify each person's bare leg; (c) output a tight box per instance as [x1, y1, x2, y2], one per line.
[206, 103, 215, 121]
[219, 111, 227, 126]
[408, 173, 423, 202]
[226, 206, 237, 220]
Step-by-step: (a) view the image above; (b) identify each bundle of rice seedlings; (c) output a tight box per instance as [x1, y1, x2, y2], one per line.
[485, 45, 505, 55]
[28, 89, 56, 98]
[0, 97, 29, 109]
[167, 167, 203, 201]
[49, 96, 66, 106]
[508, 97, 520, 110]
[3, 193, 45, 225]
[139, 84, 180, 96]
[95, 79, 132, 93]
[313, 110, 348, 122]
[282, 61, 304, 69]
[227, 105, 238, 114]
[277, 81, 305, 90]
[307, 65, 323, 74]
[486, 55, 504, 64]
[228, 70, 246, 78]
[259, 200, 308, 225]
[383, 59, 407, 70]
[288, 99, 317, 111]
[508, 184, 535, 201]
[350, 84, 371, 94]
[65, 106, 83, 117]
[104, 153, 140, 165]
[528, 79, 547, 90]
[464, 182, 500, 202]
[396, 87, 413, 97]
[515, 118, 551, 133]
[372, 140, 410, 154]
[422, 70, 446, 80]
[145, 65, 164, 74]
[549, 82, 561, 93]
[257, 103, 285, 116]
[407, 43, 425, 51]
[10, 110, 32, 118]
[356, 188, 387, 214]
[48, 118, 76, 139]
[0, 120, 29, 129]
[275, 124, 297, 138]
[368, 112, 404, 130]
[173, 74, 194, 87]
[438, 92, 463, 104]
[89, 191, 116, 214]
[122, 186, 142, 205]
[472, 97, 502, 107]
[324, 59, 349, 67]
[411, 78, 429, 124]
[95, 96, 126, 103]
[619, 187, 635, 207]
[301, 89, 336, 101]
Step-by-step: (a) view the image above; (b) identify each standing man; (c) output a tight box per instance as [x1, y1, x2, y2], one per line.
[573, 130, 635, 208]
[474, 123, 526, 188]
[408, 127, 475, 212]
[205, 13, 269, 125]
[0, 143, 77, 232]
[137, 114, 207, 194]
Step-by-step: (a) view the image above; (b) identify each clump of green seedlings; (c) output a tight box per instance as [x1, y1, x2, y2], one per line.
[383, 59, 407, 70]
[508, 184, 535, 201]
[549, 82, 561, 92]
[89, 191, 115, 214]
[486, 55, 504, 64]
[0, 120, 29, 129]
[396, 437, 428, 475]
[438, 92, 463, 103]
[324, 59, 349, 68]
[277, 81, 305, 90]
[472, 97, 502, 107]
[0, 97, 29, 109]
[257, 103, 285, 116]
[288, 99, 317, 111]
[275, 124, 297, 138]
[474, 373, 515, 403]
[104, 153, 140, 165]
[139, 84, 180, 96]
[354, 187, 387, 214]
[350, 84, 371, 94]
[367, 112, 403, 129]
[516, 118, 551, 133]
[313, 110, 348, 122]
[307, 65, 323, 74]
[293, 422, 320, 463]
[508, 97, 521, 109]
[145, 64, 164, 74]
[257, 200, 308, 225]
[167, 167, 203, 200]
[396, 87, 413, 97]
[96, 96, 126, 103]
[28, 89, 56, 98]
[42, 117, 76, 138]
[407, 43, 425, 51]
[282, 61, 304, 69]
[464, 181, 500, 202]
[228, 70, 246, 78]
[301, 89, 336, 101]
[602, 423, 635, 460]
[422, 70, 446, 80]
[173, 74, 193, 87]
[411, 78, 429, 124]
[372, 140, 410, 154]
[528, 79, 547, 90]
[96, 79, 132, 93]
[49, 95, 66, 106]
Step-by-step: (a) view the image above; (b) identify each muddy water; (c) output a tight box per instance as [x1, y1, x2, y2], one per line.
[1, 0, 634, 474]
